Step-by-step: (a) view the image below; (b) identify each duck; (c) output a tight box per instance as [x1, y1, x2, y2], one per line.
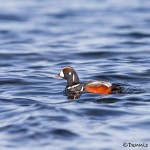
[56, 66, 122, 96]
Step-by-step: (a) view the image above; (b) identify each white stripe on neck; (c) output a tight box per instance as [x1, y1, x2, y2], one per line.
[67, 84, 80, 89]
[73, 74, 75, 82]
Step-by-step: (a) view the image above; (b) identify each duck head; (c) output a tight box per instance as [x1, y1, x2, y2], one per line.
[57, 66, 80, 86]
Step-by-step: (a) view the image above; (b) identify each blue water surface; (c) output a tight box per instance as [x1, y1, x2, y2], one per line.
[0, 0, 150, 150]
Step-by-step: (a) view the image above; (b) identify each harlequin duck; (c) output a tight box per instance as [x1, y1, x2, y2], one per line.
[56, 66, 122, 96]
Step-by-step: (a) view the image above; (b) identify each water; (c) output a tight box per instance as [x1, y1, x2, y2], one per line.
[0, 0, 150, 149]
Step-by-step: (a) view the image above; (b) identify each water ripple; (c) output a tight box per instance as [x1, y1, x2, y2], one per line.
[0, 0, 150, 150]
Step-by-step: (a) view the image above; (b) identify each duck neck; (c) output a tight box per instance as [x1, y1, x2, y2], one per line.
[67, 73, 80, 87]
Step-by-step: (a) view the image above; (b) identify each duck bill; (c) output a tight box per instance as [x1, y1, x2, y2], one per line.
[56, 74, 61, 78]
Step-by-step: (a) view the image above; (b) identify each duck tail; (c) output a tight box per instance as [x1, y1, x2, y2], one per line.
[111, 83, 123, 94]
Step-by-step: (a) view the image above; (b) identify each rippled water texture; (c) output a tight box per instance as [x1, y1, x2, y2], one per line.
[0, 0, 150, 150]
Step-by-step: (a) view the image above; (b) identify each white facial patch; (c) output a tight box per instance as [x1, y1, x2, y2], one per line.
[59, 70, 64, 77]
[69, 72, 72, 75]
